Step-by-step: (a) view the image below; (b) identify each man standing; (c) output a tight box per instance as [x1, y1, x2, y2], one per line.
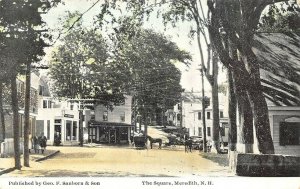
[38, 132, 47, 154]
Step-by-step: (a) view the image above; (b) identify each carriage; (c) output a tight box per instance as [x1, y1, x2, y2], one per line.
[133, 135, 147, 149]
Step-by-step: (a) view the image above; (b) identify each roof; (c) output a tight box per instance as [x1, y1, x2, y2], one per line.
[89, 120, 134, 127]
[253, 32, 300, 106]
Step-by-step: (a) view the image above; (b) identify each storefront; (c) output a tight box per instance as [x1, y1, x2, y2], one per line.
[88, 121, 133, 144]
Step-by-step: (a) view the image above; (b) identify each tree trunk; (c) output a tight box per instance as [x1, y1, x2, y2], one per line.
[11, 76, 21, 170]
[227, 68, 237, 171]
[211, 52, 220, 153]
[23, 63, 31, 167]
[227, 68, 237, 151]
[243, 48, 275, 154]
[247, 83, 274, 154]
[234, 77, 254, 153]
[0, 82, 5, 142]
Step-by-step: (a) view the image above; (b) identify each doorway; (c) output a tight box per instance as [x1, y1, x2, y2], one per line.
[109, 129, 116, 143]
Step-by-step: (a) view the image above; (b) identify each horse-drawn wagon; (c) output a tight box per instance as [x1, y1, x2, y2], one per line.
[133, 135, 147, 149]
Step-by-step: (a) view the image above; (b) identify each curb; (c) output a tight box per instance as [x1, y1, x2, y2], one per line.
[35, 150, 60, 162]
[0, 167, 17, 176]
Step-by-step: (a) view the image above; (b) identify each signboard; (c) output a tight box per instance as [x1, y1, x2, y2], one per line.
[64, 114, 74, 118]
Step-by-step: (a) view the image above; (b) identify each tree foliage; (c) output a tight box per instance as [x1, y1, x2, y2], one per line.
[108, 17, 191, 119]
[49, 18, 126, 108]
[259, 2, 300, 32]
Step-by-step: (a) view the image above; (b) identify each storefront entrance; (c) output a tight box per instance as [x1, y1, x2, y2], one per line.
[109, 129, 116, 143]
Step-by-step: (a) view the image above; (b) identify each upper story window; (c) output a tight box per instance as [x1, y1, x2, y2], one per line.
[207, 112, 211, 119]
[39, 85, 44, 96]
[43, 99, 52, 109]
[120, 112, 125, 122]
[220, 111, 224, 118]
[198, 112, 201, 120]
[103, 111, 108, 121]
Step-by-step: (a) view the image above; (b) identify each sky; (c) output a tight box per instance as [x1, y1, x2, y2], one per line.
[42, 0, 225, 93]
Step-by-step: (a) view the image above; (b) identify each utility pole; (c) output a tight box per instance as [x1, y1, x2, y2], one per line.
[23, 62, 31, 167]
[201, 67, 207, 153]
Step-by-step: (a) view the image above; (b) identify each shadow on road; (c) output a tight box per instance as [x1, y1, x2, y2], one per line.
[199, 152, 229, 167]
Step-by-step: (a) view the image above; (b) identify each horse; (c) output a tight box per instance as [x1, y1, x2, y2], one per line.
[147, 135, 162, 149]
[184, 139, 193, 153]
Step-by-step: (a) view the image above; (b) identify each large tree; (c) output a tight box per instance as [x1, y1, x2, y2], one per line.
[0, 0, 60, 169]
[107, 17, 191, 132]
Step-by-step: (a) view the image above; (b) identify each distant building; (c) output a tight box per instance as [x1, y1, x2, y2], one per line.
[88, 95, 133, 144]
[166, 92, 229, 144]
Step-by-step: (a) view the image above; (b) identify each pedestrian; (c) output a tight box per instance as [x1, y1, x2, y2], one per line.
[33, 136, 39, 153]
[39, 132, 47, 154]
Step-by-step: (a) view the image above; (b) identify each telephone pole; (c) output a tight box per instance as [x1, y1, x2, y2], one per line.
[201, 67, 207, 153]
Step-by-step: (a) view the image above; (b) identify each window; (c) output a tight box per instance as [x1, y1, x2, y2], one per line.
[280, 122, 300, 146]
[177, 114, 181, 121]
[43, 100, 47, 108]
[120, 112, 125, 122]
[220, 111, 224, 118]
[198, 112, 201, 120]
[48, 101, 52, 109]
[73, 121, 77, 140]
[39, 85, 44, 95]
[220, 126, 225, 136]
[66, 121, 72, 141]
[207, 127, 211, 137]
[207, 112, 211, 119]
[46, 120, 50, 139]
[198, 127, 202, 137]
[103, 111, 108, 121]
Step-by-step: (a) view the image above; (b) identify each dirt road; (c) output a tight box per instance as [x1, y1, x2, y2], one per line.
[2, 145, 232, 177]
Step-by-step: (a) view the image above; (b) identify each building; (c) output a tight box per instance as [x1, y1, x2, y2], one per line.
[88, 95, 133, 144]
[0, 72, 40, 154]
[36, 98, 81, 146]
[166, 92, 229, 144]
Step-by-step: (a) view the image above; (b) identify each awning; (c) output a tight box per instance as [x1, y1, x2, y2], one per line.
[89, 121, 134, 127]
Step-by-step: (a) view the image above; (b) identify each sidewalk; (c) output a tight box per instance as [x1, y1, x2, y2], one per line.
[0, 148, 60, 175]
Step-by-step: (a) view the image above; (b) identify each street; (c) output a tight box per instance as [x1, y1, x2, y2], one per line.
[1, 145, 232, 177]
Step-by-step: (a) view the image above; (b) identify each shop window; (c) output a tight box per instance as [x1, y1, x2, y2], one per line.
[103, 111, 108, 121]
[66, 121, 72, 141]
[120, 127, 128, 140]
[198, 112, 201, 120]
[73, 121, 77, 140]
[207, 112, 211, 119]
[120, 112, 125, 122]
[280, 122, 300, 146]
[207, 127, 211, 137]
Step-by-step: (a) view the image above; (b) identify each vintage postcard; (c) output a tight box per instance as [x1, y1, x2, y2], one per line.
[0, 0, 299, 189]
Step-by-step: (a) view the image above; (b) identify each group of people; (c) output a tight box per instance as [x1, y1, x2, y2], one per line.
[31, 133, 47, 154]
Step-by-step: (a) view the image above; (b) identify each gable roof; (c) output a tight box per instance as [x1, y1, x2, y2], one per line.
[253, 32, 300, 106]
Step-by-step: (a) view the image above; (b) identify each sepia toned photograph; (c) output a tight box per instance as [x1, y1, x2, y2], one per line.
[0, 0, 299, 188]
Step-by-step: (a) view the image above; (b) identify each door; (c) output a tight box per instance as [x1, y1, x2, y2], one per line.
[109, 129, 116, 143]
